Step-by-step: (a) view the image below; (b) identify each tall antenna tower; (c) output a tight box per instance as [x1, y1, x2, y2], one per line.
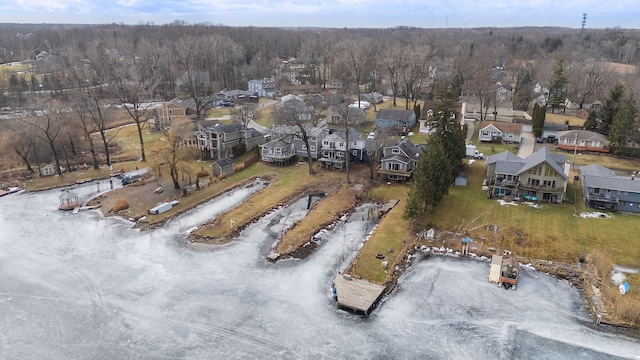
[580, 13, 588, 45]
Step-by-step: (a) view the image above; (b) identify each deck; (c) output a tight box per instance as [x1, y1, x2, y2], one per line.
[334, 274, 386, 315]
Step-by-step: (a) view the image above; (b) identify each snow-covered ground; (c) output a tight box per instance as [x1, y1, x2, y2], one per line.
[0, 183, 639, 359]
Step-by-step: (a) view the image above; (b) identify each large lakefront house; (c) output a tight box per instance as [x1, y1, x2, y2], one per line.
[485, 147, 569, 203]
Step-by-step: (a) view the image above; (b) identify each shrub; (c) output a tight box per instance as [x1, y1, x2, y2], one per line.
[196, 167, 209, 178]
[112, 198, 129, 212]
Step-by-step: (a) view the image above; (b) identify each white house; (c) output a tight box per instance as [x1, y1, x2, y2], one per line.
[479, 121, 523, 143]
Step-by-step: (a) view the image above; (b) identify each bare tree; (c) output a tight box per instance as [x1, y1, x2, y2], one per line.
[108, 46, 161, 162]
[156, 116, 194, 189]
[5, 125, 36, 173]
[231, 101, 259, 128]
[274, 101, 316, 175]
[381, 42, 409, 107]
[567, 58, 611, 108]
[23, 103, 66, 176]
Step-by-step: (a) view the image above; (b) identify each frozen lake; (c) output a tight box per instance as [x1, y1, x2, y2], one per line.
[1, 182, 639, 359]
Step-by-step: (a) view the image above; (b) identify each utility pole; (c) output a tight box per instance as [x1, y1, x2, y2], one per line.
[580, 13, 588, 46]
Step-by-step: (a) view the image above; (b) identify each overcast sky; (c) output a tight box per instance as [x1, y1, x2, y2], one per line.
[1, 0, 638, 29]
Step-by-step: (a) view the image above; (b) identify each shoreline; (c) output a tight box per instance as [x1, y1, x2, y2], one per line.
[18, 175, 639, 329]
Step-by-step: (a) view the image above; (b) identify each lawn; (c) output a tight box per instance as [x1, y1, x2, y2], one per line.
[431, 160, 640, 266]
[350, 183, 413, 284]
[546, 112, 585, 127]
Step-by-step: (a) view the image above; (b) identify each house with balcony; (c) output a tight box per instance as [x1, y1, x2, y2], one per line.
[377, 138, 421, 182]
[319, 128, 366, 170]
[194, 121, 265, 160]
[271, 125, 328, 160]
[580, 164, 640, 213]
[260, 138, 297, 165]
[485, 147, 569, 203]
[557, 130, 609, 153]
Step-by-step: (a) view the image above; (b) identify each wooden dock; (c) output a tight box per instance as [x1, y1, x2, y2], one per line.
[333, 274, 386, 315]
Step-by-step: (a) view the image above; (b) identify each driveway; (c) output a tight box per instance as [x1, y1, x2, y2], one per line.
[518, 131, 535, 158]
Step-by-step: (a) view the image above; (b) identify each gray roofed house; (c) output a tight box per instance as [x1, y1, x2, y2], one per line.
[375, 109, 417, 133]
[486, 147, 569, 203]
[193, 121, 265, 160]
[271, 124, 328, 160]
[580, 164, 640, 212]
[260, 138, 297, 165]
[319, 128, 366, 170]
[557, 130, 609, 153]
[327, 106, 366, 126]
[377, 138, 421, 181]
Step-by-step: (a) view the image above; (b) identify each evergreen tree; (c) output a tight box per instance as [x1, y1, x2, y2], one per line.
[432, 81, 466, 179]
[512, 67, 535, 111]
[609, 95, 639, 156]
[583, 111, 598, 131]
[532, 103, 540, 137]
[403, 137, 452, 220]
[548, 59, 568, 113]
[598, 84, 625, 135]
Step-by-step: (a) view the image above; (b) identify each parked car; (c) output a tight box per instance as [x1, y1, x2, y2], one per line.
[536, 137, 545, 143]
[546, 135, 557, 143]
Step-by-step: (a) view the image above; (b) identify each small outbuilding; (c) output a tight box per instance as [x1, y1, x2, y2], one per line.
[212, 158, 235, 177]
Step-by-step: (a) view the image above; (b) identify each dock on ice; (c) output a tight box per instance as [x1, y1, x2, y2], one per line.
[333, 274, 386, 315]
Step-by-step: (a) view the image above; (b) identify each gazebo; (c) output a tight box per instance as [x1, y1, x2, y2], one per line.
[58, 191, 81, 211]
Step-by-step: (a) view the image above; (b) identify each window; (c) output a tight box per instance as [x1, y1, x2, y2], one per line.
[392, 149, 400, 154]
[310, 146, 315, 151]
[593, 188, 600, 195]
[352, 150, 358, 156]
[619, 200, 625, 206]
[619, 190, 628, 195]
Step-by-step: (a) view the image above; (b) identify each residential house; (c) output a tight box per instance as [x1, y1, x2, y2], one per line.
[541, 123, 569, 139]
[377, 138, 421, 182]
[276, 95, 314, 122]
[277, 63, 297, 84]
[478, 121, 523, 143]
[211, 158, 234, 177]
[580, 164, 640, 213]
[248, 78, 276, 98]
[39, 163, 57, 176]
[557, 130, 609, 153]
[260, 138, 297, 165]
[319, 128, 366, 169]
[324, 79, 344, 92]
[193, 121, 265, 160]
[362, 92, 384, 104]
[271, 125, 327, 160]
[212, 90, 258, 107]
[152, 98, 196, 130]
[375, 109, 417, 134]
[327, 106, 366, 126]
[176, 70, 210, 90]
[280, 84, 322, 95]
[489, 84, 513, 103]
[485, 147, 569, 203]
[534, 83, 549, 106]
